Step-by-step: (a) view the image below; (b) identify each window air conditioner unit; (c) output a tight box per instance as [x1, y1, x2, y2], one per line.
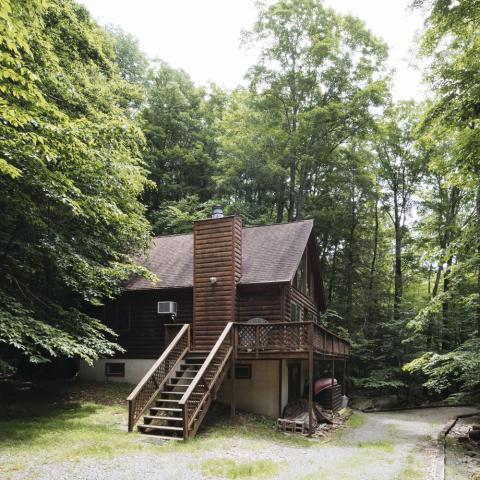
[157, 301, 177, 316]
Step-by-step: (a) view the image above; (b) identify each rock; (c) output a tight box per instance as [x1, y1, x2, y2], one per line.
[349, 396, 374, 410]
[373, 395, 401, 409]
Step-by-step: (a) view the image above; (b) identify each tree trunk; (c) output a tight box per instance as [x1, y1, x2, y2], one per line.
[440, 186, 460, 350]
[328, 241, 338, 305]
[276, 180, 286, 223]
[366, 199, 379, 327]
[441, 256, 452, 350]
[296, 162, 307, 220]
[477, 189, 480, 338]
[287, 136, 297, 222]
[393, 219, 403, 322]
[345, 191, 357, 332]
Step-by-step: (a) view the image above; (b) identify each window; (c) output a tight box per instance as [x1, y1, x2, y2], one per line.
[291, 301, 301, 322]
[296, 251, 306, 294]
[105, 363, 125, 377]
[234, 364, 252, 379]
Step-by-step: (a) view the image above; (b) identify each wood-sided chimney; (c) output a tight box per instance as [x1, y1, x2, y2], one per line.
[192, 206, 242, 349]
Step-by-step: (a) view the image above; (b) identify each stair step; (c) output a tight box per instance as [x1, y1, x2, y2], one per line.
[150, 407, 182, 413]
[144, 415, 182, 422]
[148, 435, 183, 441]
[138, 424, 183, 432]
[167, 384, 188, 389]
[156, 399, 179, 405]
[162, 391, 184, 396]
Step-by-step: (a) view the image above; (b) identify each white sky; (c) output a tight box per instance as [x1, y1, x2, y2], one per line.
[79, 0, 427, 100]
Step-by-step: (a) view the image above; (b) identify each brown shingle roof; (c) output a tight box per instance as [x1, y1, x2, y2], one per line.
[126, 219, 313, 291]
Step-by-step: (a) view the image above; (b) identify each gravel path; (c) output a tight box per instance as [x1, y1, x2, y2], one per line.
[12, 406, 479, 480]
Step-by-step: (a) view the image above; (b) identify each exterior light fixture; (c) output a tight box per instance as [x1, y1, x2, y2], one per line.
[210, 276, 217, 285]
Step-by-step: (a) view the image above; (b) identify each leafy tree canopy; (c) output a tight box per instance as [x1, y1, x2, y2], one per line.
[0, 0, 152, 364]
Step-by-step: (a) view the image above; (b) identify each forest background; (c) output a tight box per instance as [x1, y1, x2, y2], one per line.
[1, 0, 479, 403]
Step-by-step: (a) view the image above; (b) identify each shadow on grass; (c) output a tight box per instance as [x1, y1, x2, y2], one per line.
[0, 402, 102, 446]
[0, 379, 147, 465]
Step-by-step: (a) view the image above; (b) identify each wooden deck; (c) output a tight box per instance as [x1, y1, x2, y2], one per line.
[234, 321, 350, 360]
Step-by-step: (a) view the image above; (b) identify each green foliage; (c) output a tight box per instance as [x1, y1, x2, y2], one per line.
[140, 63, 226, 232]
[0, 0, 151, 363]
[106, 25, 149, 85]
[403, 339, 480, 395]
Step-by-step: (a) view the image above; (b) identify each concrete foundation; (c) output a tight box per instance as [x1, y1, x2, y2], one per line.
[79, 359, 155, 384]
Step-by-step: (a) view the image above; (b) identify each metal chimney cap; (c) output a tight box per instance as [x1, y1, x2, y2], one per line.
[211, 205, 224, 219]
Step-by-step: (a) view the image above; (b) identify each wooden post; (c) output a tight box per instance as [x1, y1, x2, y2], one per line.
[331, 357, 335, 412]
[182, 404, 188, 440]
[342, 358, 347, 396]
[127, 399, 133, 432]
[230, 326, 236, 421]
[308, 351, 313, 436]
[308, 322, 314, 436]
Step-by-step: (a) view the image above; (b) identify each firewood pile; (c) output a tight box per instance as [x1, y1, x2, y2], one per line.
[449, 416, 480, 465]
[278, 399, 348, 437]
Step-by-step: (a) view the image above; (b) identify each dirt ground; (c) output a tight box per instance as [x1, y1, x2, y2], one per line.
[446, 413, 480, 480]
[2, 400, 477, 480]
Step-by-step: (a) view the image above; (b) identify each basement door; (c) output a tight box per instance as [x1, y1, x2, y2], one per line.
[287, 361, 301, 403]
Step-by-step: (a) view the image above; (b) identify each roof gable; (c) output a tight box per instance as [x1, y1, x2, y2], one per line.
[126, 219, 314, 291]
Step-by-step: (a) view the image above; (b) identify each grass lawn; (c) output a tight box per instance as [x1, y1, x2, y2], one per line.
[0, 380, 149, 479]
[0, 379, 320, 480]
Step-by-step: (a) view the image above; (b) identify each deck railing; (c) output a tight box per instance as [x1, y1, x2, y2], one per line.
[178, 322, 234, 439]
[235, 321, 349, 357]
[126, 323, 190, 432]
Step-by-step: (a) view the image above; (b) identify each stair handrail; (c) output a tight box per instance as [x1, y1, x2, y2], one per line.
[179, 322, 234, 439]
[127, 323, 190, 432]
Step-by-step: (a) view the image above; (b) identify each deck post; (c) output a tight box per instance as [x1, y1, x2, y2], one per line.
[308, 322, 314, 436]
[230, 325, 236, 421]
[331, 357, 335, 412]
[342, 357, 347, 396]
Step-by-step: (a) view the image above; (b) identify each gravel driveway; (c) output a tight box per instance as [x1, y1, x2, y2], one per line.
[10, 406, 479, 480]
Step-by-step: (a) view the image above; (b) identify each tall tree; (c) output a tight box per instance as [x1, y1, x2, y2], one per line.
[140, 63, 226, 233]
[375, 102, 424, 322]
[241, 0, 388, 221]
[0, 0, 151, 364]
[403, 0, 480, 399]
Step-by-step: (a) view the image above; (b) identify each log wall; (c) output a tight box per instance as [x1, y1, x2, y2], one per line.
[104, 289, 192, 359]
[237, 285, 284, 323]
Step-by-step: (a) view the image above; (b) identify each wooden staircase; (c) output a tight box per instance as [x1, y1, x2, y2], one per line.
[127, 323, 234, 440]
[137, 351, 208, 440]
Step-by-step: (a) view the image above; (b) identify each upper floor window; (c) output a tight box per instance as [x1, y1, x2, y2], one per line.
[296, 251, 307, 294]
[291, 301, 301, 322]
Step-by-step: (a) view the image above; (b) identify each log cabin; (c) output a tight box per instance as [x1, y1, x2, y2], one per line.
[80, 207, 350, 440]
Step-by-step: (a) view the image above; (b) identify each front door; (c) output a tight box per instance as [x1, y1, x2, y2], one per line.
[288, 362, 301, 403]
